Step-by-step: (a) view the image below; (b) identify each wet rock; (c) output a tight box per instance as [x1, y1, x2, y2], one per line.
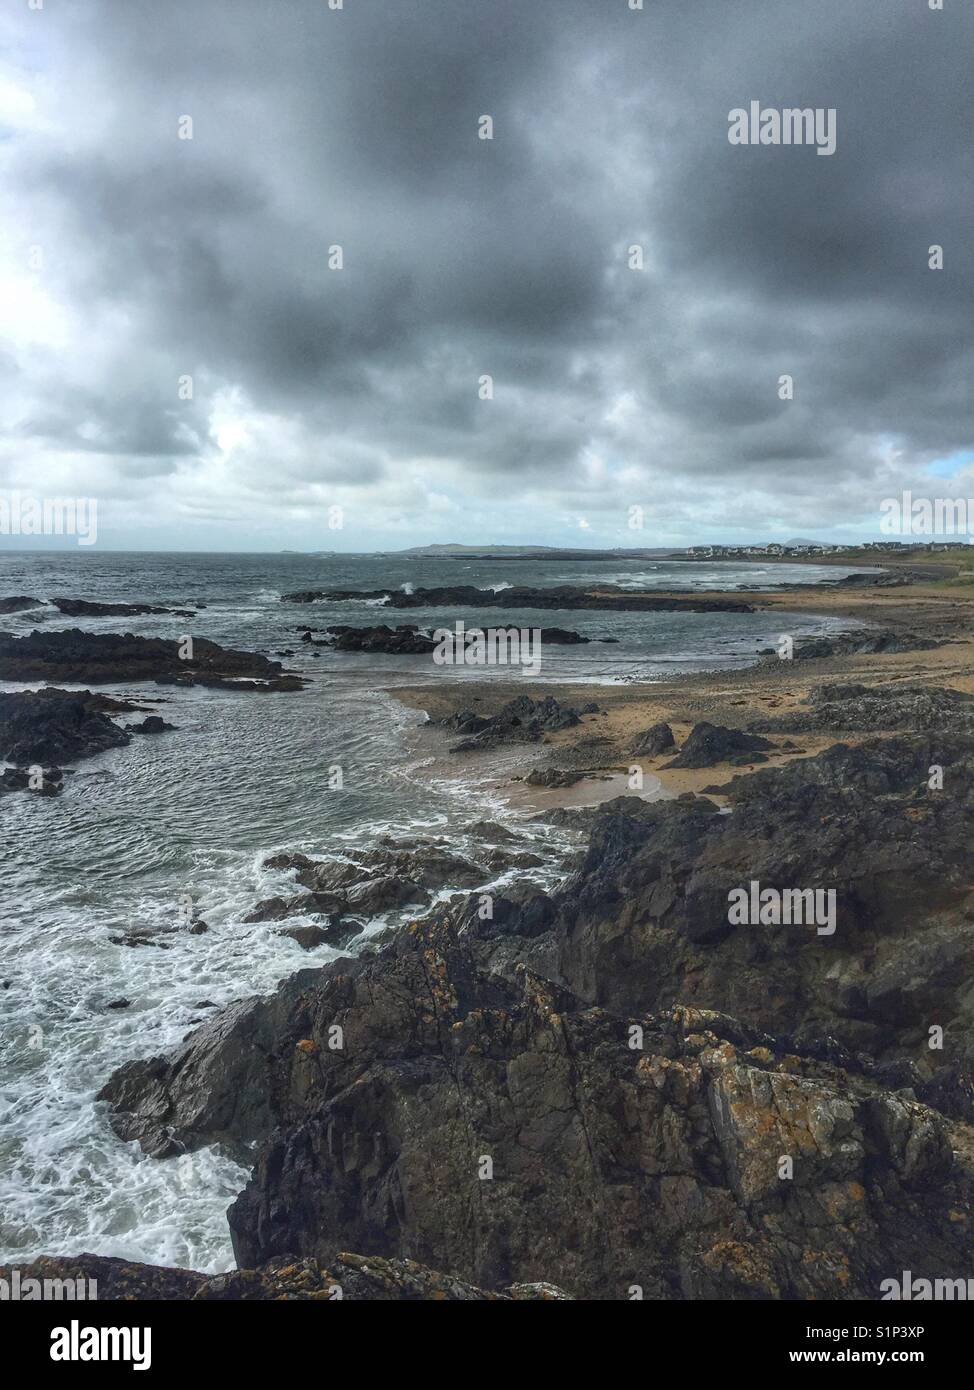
[282, 584, 754, 614]
[0, 629, 304, 690]
[324, 624, 437, 655]
[97, 917, 974, 1298]
[0, 765, 63, 796]
[50, 598, 196, 618]
[278, 920, 364, 951]
[538, 627, 589, 644]
[0, 688, 134, 766]
[345, 876, 430, 914]
[243, 891, 347, 923]
[126, 715, 177, 734]
[0, 595, 43, 613]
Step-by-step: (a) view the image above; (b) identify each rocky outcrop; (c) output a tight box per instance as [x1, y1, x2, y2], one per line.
[0, 1252, 567, 1301]
[0, 765, 62, 796]
[437, 694, 581, 752]
[664, 722, 774, 768]
[50, 598, 196, 618]
[126, 715, 177, 734]
[0, 595, 43, 613]
[0, 688, 137, 767]
[630, 722, 676, 757]
[282, 584, 754, 614]
[764, 630, 945, 662]
[0, 629, 304, 690]
[321, 624, 437, 654]
[97, 904, 974, 1299]
[525, 767, 585, 788]
[93, 731, 974, 1299]
[750, 681, 974, 735]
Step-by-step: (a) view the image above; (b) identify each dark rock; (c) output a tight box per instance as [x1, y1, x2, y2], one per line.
[0, 629, 304, 690]
[437, 694, 581, 751]
[537, 627, 589, 644]
[0, 596, 43, 613]
[127, 715, 177, 734]
[50, 598, 195, 618]
[0, 1252, 569, 1301]
[664, 722, 774, 769]
[630, 722, 676, 757]
[751, 682, 974, 736]
[278, 920, 364, 951]
[525, 768, 584, 788]
[323, 624, 436, 655]
[0, 688, 133, 766]
[282, 584, 754, 614]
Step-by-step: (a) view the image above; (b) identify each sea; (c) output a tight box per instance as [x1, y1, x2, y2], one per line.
[0, 551, 866, 1272]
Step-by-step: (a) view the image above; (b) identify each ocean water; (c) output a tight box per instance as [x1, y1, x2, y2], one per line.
[0, 552, 863, 1271]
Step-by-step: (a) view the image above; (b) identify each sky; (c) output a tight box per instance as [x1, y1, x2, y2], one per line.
[0, 0, 972, 552]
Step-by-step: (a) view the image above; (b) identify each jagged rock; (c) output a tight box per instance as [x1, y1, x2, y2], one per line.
[664, 722, 774, 769]
[525, 768, 584, 788]
[243, 891, 347, 923]
[750, 682, 974, 735]
[97, 913, 974, 1298]
[630, 722, 676, 757]
[345, 876, 430, 914]
[0, 688, 135, 766]
[278, 920, 364, 951]
[439, 695, 581, 751]
[324, 624, 436, 655]
[781, 630, 945, 661]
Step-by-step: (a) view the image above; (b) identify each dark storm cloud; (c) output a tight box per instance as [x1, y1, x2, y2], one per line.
[2, 0, 972, 544]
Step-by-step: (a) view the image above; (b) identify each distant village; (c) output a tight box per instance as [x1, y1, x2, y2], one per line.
[681, 540, 961, 559]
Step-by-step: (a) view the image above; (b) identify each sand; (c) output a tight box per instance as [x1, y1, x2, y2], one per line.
[386, 556, 974, 813]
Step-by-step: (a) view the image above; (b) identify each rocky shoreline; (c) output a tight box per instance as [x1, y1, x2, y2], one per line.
[90, 718, 974, 1296]
[10, 561, 974, 1299]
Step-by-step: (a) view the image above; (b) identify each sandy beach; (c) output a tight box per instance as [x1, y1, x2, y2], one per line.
[389, 554, 974, 807]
